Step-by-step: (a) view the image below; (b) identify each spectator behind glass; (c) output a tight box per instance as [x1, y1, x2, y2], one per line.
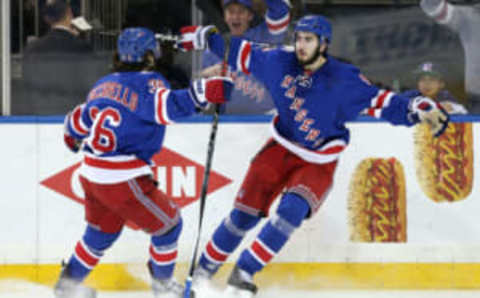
[17, 0, 104, 115]
[401, 61, 467, 114]
[201, 0, 291, 115]
[420, 0, 480, 113]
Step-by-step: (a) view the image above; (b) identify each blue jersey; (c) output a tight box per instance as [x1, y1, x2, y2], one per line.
[209, 36, 417, 163]
[65, 71, 198, 183]
[202, 0, 290, 114]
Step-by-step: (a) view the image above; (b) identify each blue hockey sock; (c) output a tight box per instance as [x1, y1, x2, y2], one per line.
[237, 193, 310, 276]
[67, 225, 121, 281]
[199, 209, 260, 275]
[149, 220, 183, 280]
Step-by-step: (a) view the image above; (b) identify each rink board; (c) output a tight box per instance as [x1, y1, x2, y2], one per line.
[1, 115, 480, 290]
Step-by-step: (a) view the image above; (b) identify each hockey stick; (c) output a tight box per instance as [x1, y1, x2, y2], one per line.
[182, 37, 230, 298]
[155, 33, 180, 43]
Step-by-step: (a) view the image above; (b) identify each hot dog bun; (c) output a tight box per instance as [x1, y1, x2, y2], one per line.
[348, 157, 407, 242]
[414, 122, 473, 202]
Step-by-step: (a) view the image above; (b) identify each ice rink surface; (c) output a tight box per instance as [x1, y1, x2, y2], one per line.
[2, 281, 480, 298]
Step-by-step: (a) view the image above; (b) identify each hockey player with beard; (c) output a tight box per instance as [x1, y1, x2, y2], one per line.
[177, 15, 450, 297]
[53, 27, 233, 298]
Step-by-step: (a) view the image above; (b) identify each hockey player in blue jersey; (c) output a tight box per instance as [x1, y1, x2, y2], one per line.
[200, 0, 291, 114]
[53, 27, 233, 298]
[178, 15, 449, 297]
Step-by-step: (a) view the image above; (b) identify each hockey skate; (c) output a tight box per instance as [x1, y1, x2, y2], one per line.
[183, 265, 219, 298]
[54, 262, 96, 298]
[224, 265, 258, 298]
[148, 261, 185, 298]
[192, 266, 214, 291]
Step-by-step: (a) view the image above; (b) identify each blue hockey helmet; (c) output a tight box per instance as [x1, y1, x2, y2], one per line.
[117, 27, 161, 63]
[294, 15, 332, 43]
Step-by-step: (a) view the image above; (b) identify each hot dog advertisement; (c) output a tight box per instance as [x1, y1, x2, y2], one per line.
[348, 158, 407, 242]
[2, 118, 480, 290]
[414, 123, 474, 202]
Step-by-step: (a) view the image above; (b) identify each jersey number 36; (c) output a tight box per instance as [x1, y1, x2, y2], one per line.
[86, 107, 122, 154]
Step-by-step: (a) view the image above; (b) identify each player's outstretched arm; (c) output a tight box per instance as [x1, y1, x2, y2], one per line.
[177, 25, 276, 84]
[144, 76, 234, 125]
[351, 73, 449, 137]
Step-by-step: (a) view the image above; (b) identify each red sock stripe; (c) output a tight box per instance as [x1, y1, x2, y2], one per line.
[251, 240, 274, 264]
[149, 245, 178, 263]
[206, 241, 228, 262]
[74, 241, 100, 268]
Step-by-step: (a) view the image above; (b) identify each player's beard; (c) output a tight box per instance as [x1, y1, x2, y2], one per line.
[297, 44, 322, 67]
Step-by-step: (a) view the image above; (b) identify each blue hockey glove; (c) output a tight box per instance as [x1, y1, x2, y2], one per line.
[189, 76, 234, 109]
[409, 96, 450, 137]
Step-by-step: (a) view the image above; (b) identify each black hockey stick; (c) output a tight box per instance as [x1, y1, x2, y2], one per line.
[182, 37, 230, 298]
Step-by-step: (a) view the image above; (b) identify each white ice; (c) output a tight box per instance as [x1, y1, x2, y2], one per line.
[1, 280, 480, 298]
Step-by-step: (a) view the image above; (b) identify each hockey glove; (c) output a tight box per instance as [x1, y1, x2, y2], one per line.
[176, 25, 218, 52]
[189, 76, 234, 109]
[409, 96, 450, 137]
[64, 133, 82, 153]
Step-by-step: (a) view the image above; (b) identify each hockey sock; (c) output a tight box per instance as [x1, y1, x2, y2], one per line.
[199, 209, 260, 275]
[149, 219, 183, 280]
[237, 193, 310, 277]
[66, 225, 121, 281]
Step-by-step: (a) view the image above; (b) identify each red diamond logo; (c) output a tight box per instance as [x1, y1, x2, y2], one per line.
[40, 147, 232, 229]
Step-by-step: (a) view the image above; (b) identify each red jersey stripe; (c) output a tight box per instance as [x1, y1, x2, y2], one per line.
[267, 15, 291, 31]
[156, 89, 169, 125]
[240, 42, 252, 75]
[84, 156, 148, 170]
[72, 107, 88, 135]
[374, 90, 391, 109]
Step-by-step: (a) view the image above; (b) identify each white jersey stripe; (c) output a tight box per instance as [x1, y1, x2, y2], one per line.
[155, 88, 174, 125]
[271, 119, 346, 164]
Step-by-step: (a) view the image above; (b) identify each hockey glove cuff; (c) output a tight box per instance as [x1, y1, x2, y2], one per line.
[189, 76, 234, 109]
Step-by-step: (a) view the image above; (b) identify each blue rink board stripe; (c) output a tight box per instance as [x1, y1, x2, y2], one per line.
[0, 114, 478, 124]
